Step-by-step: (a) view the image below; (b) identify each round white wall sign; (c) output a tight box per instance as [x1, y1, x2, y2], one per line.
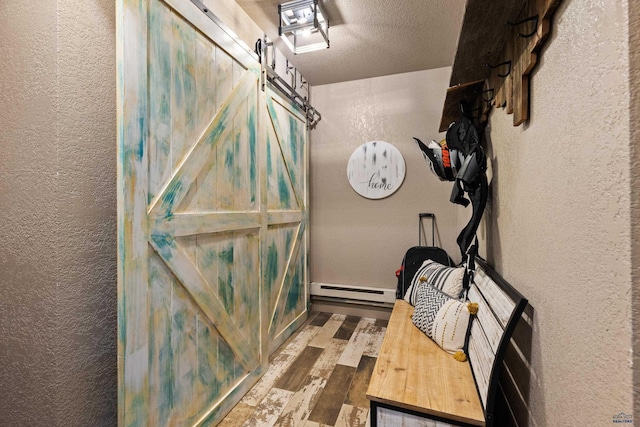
[347, 141, 406, 199]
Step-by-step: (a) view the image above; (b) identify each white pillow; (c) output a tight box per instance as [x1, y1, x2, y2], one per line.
[411, 283, 477, 360]
[403, 259, 464, 305]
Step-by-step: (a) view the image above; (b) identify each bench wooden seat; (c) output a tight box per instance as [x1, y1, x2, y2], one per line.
[366, 257, 527, 427]
[367, 299, 485, 426]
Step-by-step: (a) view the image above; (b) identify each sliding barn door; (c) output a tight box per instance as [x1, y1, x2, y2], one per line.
[118, 0, 310, 424]
[116, 0, 271, 425]
[263, 87, 310, 353]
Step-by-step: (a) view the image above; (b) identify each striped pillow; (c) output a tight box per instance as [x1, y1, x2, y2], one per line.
[403, 259, 464, 304]
[411, 283, 476, 359]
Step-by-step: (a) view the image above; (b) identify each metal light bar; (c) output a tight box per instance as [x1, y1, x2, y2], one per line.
[278, 0, 329, 54]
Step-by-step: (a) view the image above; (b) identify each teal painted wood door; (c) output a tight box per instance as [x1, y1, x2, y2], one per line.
[263, 87, 309, 354]
[116, 0, 307, 425]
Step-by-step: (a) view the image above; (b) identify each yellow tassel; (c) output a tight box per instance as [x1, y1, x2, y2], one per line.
[454, 351, 467, 362]
[419, 276, 428, 282]
[467, 302, 479, 315]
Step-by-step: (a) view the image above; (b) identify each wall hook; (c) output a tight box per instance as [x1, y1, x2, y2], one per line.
[506, 15, 539, 38]
[486, 60, 512, 78]
[481, 88, 495, 103]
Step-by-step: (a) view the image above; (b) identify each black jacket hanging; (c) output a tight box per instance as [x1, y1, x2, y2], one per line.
[455, 170, 488, 259]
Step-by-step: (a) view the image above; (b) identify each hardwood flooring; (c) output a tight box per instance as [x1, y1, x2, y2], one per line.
[220, 312, 388, 427]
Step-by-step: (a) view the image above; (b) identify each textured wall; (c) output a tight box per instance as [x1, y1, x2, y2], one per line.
[0, 1, 58, 425]
[0, 0, 117, 425]
[630, 0, 640, 419]
[483, 0, 633, 425]
[56, 0, 117, 425]
[309, 68, 464, 289]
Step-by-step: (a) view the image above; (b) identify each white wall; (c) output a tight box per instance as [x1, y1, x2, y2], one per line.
[482, 0, 634, 424]
[309, 68, 465, 290]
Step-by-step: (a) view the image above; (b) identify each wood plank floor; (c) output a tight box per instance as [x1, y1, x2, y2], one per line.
[220, 312, 389, 427]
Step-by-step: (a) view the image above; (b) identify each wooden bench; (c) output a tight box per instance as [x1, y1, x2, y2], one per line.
[366, 257, 527, 427]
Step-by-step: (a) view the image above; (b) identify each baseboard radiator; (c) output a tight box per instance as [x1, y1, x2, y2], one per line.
[310, 282, 396, 308]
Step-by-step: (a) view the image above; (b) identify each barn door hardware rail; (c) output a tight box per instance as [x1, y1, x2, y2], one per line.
[190, 1, 320, 128]
[257, 35, 322, 129]
[285, 59, 295, 74]
[440, 0, 562, 130]
[190, 0, 260, 62]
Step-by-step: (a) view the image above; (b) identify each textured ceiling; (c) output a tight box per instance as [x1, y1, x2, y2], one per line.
[236, 0, 466, 86]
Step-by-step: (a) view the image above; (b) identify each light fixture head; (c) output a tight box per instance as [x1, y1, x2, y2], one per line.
[278, 0, 329, 54]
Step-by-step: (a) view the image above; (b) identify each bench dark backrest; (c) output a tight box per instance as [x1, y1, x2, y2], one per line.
[467, 257, 528, 427]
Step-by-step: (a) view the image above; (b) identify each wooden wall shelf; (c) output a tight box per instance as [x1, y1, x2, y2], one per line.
[449, 0, 527, 87]
[441, 0, 562, 129]
[439, 80, 485, 132]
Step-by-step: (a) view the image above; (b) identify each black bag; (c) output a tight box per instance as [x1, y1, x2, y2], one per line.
[445, 114, 479, 158]
[445, 105, 489, 260]
[396, 213, 454, 299]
